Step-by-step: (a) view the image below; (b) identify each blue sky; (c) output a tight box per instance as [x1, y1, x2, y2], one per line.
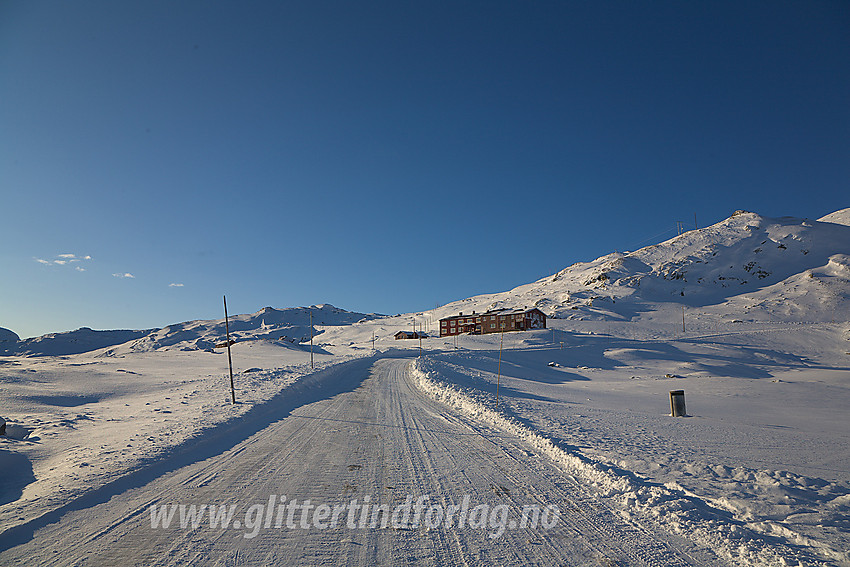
[1, 1, 848, 338]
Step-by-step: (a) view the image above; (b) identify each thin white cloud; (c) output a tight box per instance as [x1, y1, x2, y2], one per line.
[168, 283, 184, 287]
[113, 272, 135, 279]
[35, 253, 93, 267]
[76, 266, 86, 272]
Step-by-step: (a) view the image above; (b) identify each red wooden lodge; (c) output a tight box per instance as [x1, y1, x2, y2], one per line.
[439, 308, 546, 337]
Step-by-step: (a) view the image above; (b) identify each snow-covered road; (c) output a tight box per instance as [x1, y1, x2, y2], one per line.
[1, 358, 714, 566]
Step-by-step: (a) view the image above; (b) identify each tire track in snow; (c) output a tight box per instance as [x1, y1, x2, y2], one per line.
[404, 360, 701, 566]
[2, 358, 713, 565]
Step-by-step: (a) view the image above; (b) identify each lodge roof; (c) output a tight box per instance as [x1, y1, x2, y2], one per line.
[439, 307, 544, 322]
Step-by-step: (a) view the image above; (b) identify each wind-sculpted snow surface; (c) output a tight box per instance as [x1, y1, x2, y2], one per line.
[411, 357, 850, 566]
[0, 341, 347, 538]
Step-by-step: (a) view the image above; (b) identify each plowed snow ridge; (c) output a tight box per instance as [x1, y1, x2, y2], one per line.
[410, 358, 846, 567]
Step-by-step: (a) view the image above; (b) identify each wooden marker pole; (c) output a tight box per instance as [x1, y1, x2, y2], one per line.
[310, 308, 314, 370]
[495, 331, 503, 410]
[223, 295, 236, 404]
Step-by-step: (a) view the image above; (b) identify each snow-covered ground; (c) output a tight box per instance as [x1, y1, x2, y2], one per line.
[1, 209, 848, 565]
[0, 305, 381, 535]
[0, 342, 318, 528]
[411, 322, 850, 565]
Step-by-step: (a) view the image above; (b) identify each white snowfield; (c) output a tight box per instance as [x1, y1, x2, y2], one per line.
[1, 209, 848, 565]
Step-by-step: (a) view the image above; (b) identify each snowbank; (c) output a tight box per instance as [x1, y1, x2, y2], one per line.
[410, 357, 849, 566]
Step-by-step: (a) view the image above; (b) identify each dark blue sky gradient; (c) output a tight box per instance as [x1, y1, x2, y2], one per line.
[1, 1, 848, 337]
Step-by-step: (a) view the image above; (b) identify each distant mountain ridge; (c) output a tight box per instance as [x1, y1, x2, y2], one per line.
[114, 304, 383, 355]
[0, 327, 152, 357]
[1, 305, 383, 357]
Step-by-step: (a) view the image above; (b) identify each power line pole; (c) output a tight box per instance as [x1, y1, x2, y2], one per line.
[223, 295, 236, 404]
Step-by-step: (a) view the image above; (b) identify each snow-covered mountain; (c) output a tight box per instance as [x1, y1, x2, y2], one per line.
[0, 327, 152, 357]
[0, 327, 21, 356]
[819, 207, 850, 226]
[106, 304, 384, 355]
[0, 327, 19, 344]
[433, 208, 850, 324]
[0, 305, 383, 357]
